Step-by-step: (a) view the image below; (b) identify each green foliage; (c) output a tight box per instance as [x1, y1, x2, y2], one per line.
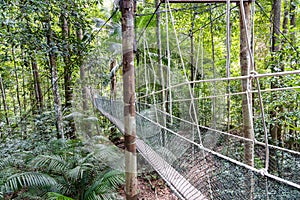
[0, 134, 125, 200]
[3, 172, 57, 193]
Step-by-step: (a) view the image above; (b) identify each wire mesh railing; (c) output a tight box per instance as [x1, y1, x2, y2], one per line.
[94, 97, 300, 200]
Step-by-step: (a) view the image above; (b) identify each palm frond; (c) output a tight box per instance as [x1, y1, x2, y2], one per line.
[32, 155, 69, 173]
[93, 144, 124, 170]
[46, 192, 74, 200]
[4, 172, 57, 193]
[0, 156, 22, 170]
[78, 153, 94, 165]
[83, 170, 124, 200]
[68, 166, 85, 182]
[100, 170, 125, 190]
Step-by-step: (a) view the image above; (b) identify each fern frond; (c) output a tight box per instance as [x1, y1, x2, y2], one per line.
[4, 172, 57, 193]
[78, 153, 94, 165]
[100, 170, 125, 190]
[83, 170, 124, 200]
[32, 155, 69, 173]
[46, 192, 74, 200]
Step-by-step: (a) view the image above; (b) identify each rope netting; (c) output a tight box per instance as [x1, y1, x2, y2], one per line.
[94, 97, 300, 199]
[91, 1, 300, 199]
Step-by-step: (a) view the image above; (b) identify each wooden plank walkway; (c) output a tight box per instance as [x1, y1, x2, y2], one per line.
[95, 99, 207, 200]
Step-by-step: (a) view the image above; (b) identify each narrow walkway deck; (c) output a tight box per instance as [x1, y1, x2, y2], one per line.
[95, 99, 206, 200]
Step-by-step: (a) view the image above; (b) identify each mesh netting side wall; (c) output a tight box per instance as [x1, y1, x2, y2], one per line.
[95, 98, 300, 200]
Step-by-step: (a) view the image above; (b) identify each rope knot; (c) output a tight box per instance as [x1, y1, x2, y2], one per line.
[259, 168, 268, 176]
[249, 70, 258, 79]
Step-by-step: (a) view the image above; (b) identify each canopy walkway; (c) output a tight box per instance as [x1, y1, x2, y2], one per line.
[94, 95, 300, 199]
[91, 0, 300, 199]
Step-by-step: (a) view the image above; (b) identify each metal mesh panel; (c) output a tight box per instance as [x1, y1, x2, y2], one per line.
[95, 97, 300, 199]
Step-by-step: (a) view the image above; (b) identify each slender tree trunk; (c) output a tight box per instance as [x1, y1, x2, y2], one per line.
[121, 0, 137, 199]
[21, 50, 28, 134]
[270, 0, 283, 146]
[110, 60, 117, 100]
[76, 27, 92, 137]
[47, 18, 64, 139]
[240, 1, 254, 167]
[190, 13, 195, 89]
[290, 0, 296, 40]
[77, 28, 89, 112]
[282, 0, 289, 34]
[12, 45, 22, 116]
[240, 2, 254, 199]
[210, 6, 217, 129]
[61, 9, 75, 138]
[61, 9, 73, 109]
[0, 75, 9, 126]
[155, 0, 166, 146]
[31, 53, 43, 111]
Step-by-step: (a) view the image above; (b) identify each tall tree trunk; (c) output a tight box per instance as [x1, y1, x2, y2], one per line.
[282, 0, 289, 34]
[290, 0, 296, 40]
[12, 45, 22, 116]
[0, 75, 9, 126]
[76, 27, 91, 137]
[21, 50, 28, 134]
[270, 0, 283, 146]
[240, 2, 254, 199]
[240, 1, 254, 167]
[61, 9, 75, 138]
[110, 60, 117, 100]
[121, 0, 137, 199]
[155, 0, 166, 146]
[47, 18, 64, 139]
[210, 6, 217, 129]
[31, 53, 43, 111]
[77, 28, 89, 112]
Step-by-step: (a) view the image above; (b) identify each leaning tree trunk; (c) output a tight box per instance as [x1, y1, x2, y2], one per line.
[47, 18, 64, 139]
[240, 2, 254, 199]
[121, 0, 138, 199]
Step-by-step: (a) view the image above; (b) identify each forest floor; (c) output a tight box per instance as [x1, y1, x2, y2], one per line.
[118, 173, 178, 200]
[112, 136, 178, 199]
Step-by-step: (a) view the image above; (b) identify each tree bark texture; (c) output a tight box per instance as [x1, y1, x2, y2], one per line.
[270, 0, 283, 146]
[47, 20, 64, 139]
[282, 0, 289, 34]
[76, 28, 89, 111]
[0, 75, 9, 126]
[12, 45, 22, 116]
[240, 3, 254, 199]
[61, 10, 76, 138]
[240, 2, 254, 167]
[110, 60, 117, 100]
[31, 55, 43, 111]
[121, 0, 138, 199]
[156, 0, 166, 146]
[290, 0, 296, 40]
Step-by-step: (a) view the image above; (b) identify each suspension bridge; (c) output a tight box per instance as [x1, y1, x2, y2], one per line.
[92, 0, 300, 199]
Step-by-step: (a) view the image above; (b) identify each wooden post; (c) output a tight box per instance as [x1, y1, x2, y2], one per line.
[121, 0, 138, 199]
